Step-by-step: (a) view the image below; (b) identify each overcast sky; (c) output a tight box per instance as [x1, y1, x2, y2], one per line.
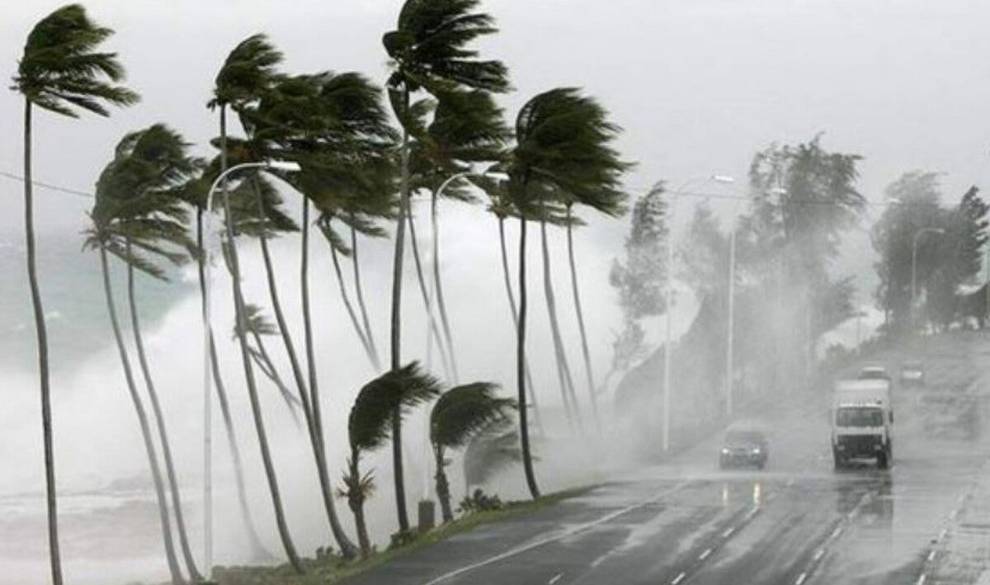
[1, 0, 988, 236]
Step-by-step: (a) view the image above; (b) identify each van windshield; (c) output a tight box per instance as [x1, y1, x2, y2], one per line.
[836, 407, 884, 427]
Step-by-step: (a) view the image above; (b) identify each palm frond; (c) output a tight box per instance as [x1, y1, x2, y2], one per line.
[430, 382, 515, 450]
[15, 4, 139, 117]
[463, 421, 522, 487]
[348, 361, 442, 453]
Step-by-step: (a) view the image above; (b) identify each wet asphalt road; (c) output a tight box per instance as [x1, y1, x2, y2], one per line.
[345, 334, 990, 585]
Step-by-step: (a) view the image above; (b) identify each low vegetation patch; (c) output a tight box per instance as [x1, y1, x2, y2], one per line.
[212, 486, 592, 585]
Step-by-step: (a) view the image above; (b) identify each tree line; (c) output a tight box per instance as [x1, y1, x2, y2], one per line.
[13, 1, 627, 582]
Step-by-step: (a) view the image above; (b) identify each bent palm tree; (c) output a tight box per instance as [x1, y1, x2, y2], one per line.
[12, 7, 138, 583]
[342, 362, 441, 556]
[383, 0, 509, 533]
[504, 88, 630, 498]
[463, 419, 521, 491]
[430, 382, 515, 522]
[210, 34, 307, 569]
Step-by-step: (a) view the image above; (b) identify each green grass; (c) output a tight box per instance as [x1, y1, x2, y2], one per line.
[212, 486, 594, 585]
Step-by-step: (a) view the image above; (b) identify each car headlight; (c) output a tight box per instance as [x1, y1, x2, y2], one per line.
[751, 448, 761, 455]
[721, 448, 730, 455]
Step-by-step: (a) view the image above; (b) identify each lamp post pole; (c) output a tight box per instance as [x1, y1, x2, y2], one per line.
[201, 160, 301, 571]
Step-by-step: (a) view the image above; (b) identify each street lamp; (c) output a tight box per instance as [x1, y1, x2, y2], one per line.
[662, 174, 734, 451]
[201, 159, 300, 571]
[910, 227, 945, 332]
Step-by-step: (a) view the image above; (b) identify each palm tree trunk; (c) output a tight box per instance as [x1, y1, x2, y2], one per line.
[433, 448, 454, 523]
[221, 105, 304, 573]
[99, 246, 186, 585]
[429, 191, 459, 382]
[197, 205, 270, 563]
[406, 201, 453, 380]
[565, 206, 600, 429]
[497, 216, 543, 436]
[390, 107, 412, 533]
[350, 221, 381, 371]
[327, 235, 375, 367]
[517, 215, 540, 499]
[540, 213, 582, 431]
[125, 242, 202, 581]
[346, 454, 372, 558]
[249, 330, 302, 424]
[301, 200, 359, 559]
[23, 99, 64, 585]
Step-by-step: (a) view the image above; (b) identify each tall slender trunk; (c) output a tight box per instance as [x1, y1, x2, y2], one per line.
[517, 215, 540, 499]
[125, 243, 202, 581]
[249, 329, 302, 423]
[407, 202, 453, 380]
[23, 99, 63, 585]
[327, 235, 375, 366]
[433, 448, 454, 523]
[540, 211, 582, 430]
[564, 206, 599, 429]
[301, 200, 358, 558]
[430, 191, 459, 382]
[100, 247, 186, 585]
[497, 216, 543, 436]
[390, 106, 412, 532]
[195, 208, 269, 561]
[350, 221, 381, 371]
[251, 178, 356, 558]
[220, 105, 304, 573]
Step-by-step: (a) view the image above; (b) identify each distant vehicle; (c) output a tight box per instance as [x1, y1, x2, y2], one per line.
[858, 365, 892, 383]
[900, 361, 925, 387]
[832, 379, 893, 469]
[719, 429, 769, 470]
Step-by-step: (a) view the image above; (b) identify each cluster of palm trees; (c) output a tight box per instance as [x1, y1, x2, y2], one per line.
[13, 1, 629, 582]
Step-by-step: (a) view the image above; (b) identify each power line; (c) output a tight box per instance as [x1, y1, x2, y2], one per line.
[0, 170, 94, 198]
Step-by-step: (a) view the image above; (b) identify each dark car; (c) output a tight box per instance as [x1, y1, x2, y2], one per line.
[900, 361, 925, 387]
[719, 429, 769, 469]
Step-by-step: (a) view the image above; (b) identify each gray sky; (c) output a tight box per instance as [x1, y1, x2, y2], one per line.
[1, 0, 988, 235]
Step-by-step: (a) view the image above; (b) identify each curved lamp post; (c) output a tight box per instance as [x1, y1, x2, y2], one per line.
[201, 159, 300, 571]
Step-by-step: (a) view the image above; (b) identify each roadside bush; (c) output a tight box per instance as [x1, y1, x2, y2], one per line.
[458, 489, 503, 514]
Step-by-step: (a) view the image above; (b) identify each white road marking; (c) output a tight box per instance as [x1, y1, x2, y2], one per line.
[927, 550, 936, 562]
[671, 572, 686, 585]
[548, 573, 563, 585]
[421, 481, 692, 585]
[830, 526, 843, 540]
[746, 507, 760, 520]
[916, 574, 927, 585]
[699, 548, 712, 561]
[949, 509, 959, 520]
[938, 528, 948, 541]
[795, 571, 808, 585]
[813, 548, 825, 562]
[722, 527, 736, 538]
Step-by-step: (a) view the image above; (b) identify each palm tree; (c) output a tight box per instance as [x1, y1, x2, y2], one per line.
[85, 126, 197, 585]
[114, 126, 204, 581]
[239, 70, 396, 559]
[210, 34, 304, 572]
[341, 362, 441, 556]
[504, 88, 629, 498]
[383, 0, 509, 533]
[12, 7, 139, 583]
[235, 303, 303, 423]
[429, 382, 515, 522]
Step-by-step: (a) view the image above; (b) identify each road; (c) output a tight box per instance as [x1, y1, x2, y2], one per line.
[345, 332, 990, 585]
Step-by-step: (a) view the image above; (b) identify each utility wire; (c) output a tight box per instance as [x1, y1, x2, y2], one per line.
[0, 170, 94, 198]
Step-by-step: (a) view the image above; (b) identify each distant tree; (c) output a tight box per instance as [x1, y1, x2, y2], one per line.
[463, 419, 521, 489]
[341, 362, 441, 556]
[429, 382, 515, 522]
[12, 7, 139, 582]
[872, 171, 944, 333]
